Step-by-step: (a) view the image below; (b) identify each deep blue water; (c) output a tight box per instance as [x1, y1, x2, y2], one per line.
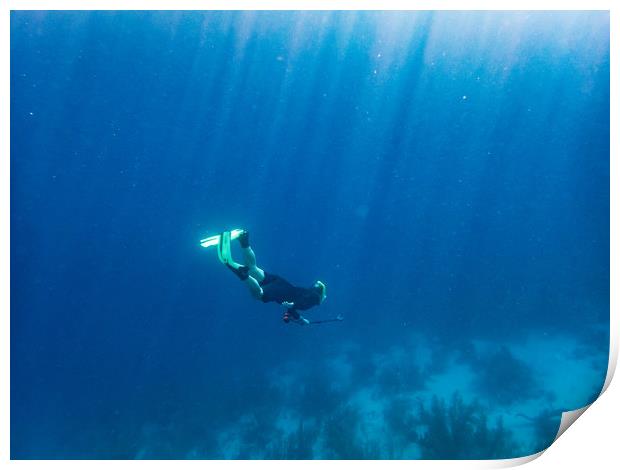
[11, 11, 609, 459]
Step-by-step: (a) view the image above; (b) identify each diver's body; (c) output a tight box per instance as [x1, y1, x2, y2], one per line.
[217, 230, 326, 325]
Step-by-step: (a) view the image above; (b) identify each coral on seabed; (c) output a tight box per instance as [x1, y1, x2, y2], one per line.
[473, 346, 540, 406]
[265, 420, 319, 459]
[416, 393, 521, 459]
[322, 405, 379, 459]
[375, 357, 425, 395]
[516, 407, 561, 454]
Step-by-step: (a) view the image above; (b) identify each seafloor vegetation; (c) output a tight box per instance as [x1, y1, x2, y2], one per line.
[141, 328, 605, 460]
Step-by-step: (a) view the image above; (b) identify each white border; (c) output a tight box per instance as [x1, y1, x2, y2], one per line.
[2, 1, 617, 468]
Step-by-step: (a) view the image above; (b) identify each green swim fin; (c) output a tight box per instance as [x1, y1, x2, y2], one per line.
[200, 228, 244, 248]
[217, 232, 227, 264]
[218, 231, 233, 265]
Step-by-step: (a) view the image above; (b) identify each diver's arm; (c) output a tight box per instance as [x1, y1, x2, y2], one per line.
[290, 309, 309, 326]
[293, 315, 310, 326]
[284, 307, 309, 326]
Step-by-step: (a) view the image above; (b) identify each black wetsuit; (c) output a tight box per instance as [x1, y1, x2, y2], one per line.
[260, 272, 321, 319]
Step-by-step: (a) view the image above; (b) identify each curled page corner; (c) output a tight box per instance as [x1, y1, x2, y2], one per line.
[548, 337, 617, 451]
[497, 335, 617, 467]
[555, 404, 590, 441]
[494, 406, 592, 467]
[497, 404, 599, 467]
[495, 450, 545, 467]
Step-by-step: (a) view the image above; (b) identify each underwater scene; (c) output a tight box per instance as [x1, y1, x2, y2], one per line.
[10, 11, 610, 459]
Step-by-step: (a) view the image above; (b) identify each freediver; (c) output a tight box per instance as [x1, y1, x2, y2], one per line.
[216, 230, 327, 325]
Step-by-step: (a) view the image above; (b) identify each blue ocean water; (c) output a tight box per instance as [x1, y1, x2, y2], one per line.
[10, 11, 609, 459]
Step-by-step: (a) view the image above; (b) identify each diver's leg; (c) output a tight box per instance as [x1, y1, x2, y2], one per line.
[220, 231, 263, 301]
[238, 231, 265, 282]
[243, 247, 265, 281]
[242, 245, 257, 267]
[244, 276, 264, 300]
[226, 265, 263, 300]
